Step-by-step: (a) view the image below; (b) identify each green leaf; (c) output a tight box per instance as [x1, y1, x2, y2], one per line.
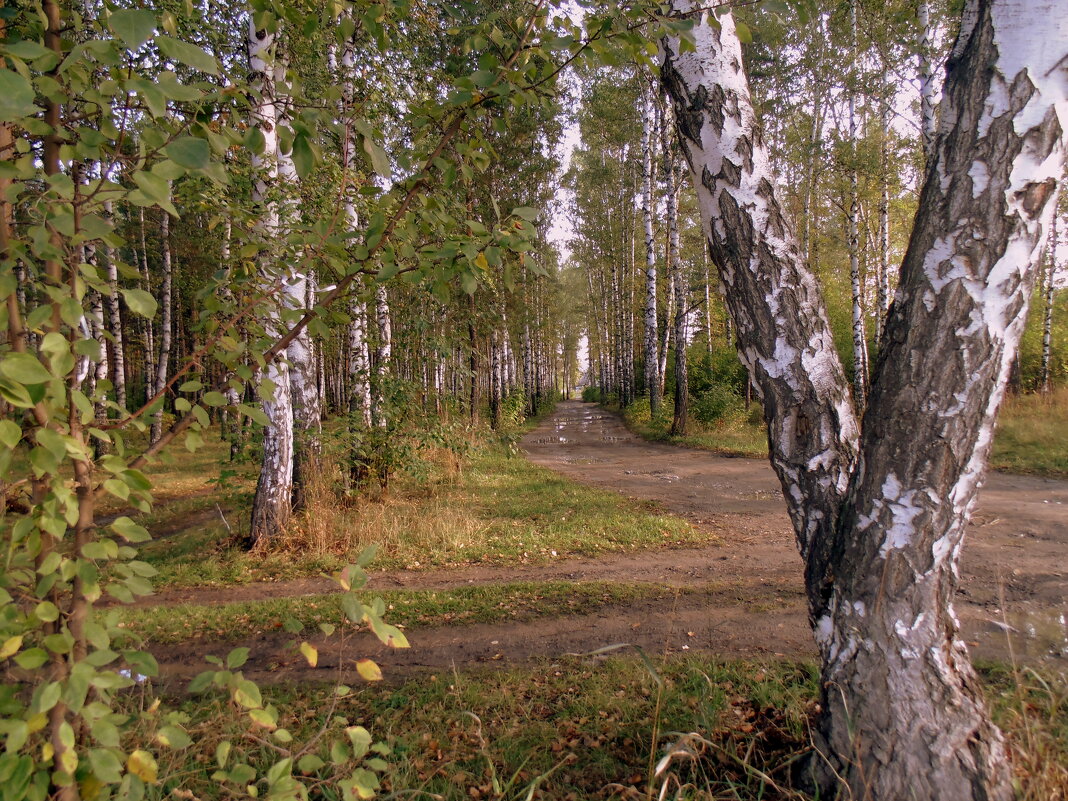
[297, 755, 324, 774]
[233, 678, 262, 709]
[1, 353, 51, 384]
[0, 419, 21, 449]
[155, 35, 219, 74]
[132, 171, 170, 207]
[511, 206, 539, 221]
[355, 121, 390, 179]
[166, 136, 210, 170]
[202, 391, 227, 406]
[292, 133, 314, 179]
[89, 748, 123, 783]
[109, 9, 157, 49]
[120, 288, 158, 318]
[226, 647, 249, 669]
[15, 648, 47, 670]
[0, 69, 37, 121]
[111, 516, 151, 543]
[156, 724, 192, 749]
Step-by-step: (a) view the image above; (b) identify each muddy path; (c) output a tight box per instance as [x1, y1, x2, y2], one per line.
[148, 401, 1067, 685]
[522, 401, 1068, 665]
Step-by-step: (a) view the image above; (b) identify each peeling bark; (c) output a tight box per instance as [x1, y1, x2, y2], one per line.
[661, 2, 1066, 797]
[248, 19, 294, 545]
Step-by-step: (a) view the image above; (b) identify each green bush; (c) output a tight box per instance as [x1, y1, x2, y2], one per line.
[691, 383, 744, 426]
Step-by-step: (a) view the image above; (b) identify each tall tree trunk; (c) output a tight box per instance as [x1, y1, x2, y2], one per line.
[248, 19, 293, 546]
[149, 211, 172, 445]
[640, 78, 660, 411]
[848, 0, 870, 407]
[138, 207, 155, 403]
[876, 67, 893, 347]
[918, 0, 938, 166]
[103, 202, 125, 411]
[1040, 212, 1058, 392]
[372, 284, 391, 428]
[276, 66, 320, 512]
[661, 3, 1066, 799]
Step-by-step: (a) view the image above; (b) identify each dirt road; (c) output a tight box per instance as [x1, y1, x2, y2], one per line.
[522, 401, 1068, 665]
[150, 401, 1067, 685]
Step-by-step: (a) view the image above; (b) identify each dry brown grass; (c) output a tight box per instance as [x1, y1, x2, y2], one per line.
[275, 455, 486, 567]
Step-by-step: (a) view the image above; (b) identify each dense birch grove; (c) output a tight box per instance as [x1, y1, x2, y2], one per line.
[0, 0, 1065, 798]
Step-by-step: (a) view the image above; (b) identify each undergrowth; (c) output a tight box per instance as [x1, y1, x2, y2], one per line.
[138, 441, 706, 589]
[138, 656, 1066, 801]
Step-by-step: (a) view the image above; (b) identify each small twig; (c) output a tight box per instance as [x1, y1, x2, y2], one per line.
[214, 504, 232, 536]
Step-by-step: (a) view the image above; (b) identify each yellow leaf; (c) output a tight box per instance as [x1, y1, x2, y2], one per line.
[0, 635, 22, 659]
[127, 749, 158, 784]
[300, 641, 318, 668]
[356, 659, 382, 682]
[474, 251, 489, 271]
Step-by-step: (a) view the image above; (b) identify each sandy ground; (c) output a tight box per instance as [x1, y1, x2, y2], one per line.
[148, 401, 1068, 684]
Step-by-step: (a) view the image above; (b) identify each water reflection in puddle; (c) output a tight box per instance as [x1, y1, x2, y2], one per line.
[975, 609, 1068, 661]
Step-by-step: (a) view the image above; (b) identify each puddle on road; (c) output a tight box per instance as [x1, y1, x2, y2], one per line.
[971, 608, 1068, 661]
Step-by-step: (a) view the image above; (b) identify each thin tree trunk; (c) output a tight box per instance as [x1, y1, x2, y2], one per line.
[149, 212, 172, 445]
[848, 0, 869, 407]
[640, 78, 660, 411]
[103, 202, 125, 411]
[877, 76, 892, 346]
[1040, 213, 1058, 392]
[372, 284, 391, 428]
[918, 0, 937, 167]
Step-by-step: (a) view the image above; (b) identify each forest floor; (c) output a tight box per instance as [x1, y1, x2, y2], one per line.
[137, 400, 1068, 687]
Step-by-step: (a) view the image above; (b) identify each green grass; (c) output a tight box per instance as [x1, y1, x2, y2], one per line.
[142, 655, 1066, 801]
[121, 581, 687, 644]
[618, 387, 1068, 478]
[620, 397, 768, 459]
[139, 444, 709, 589]
[991, 388, 1068, 477]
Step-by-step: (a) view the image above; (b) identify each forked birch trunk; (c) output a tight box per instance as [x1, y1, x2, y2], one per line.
[661, 2, 1066, 797]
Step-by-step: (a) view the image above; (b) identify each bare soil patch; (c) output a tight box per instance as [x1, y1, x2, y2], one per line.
[146, 401, 1067, 684]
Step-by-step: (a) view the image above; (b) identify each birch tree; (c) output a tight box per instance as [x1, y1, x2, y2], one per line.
[659, 2, 1067, 798]
[640, 78, 660, 412]
[248, 18, 294, 545]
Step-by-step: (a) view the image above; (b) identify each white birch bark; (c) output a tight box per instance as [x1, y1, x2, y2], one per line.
[918, 0, 938, 166]
[640, 79, 660, 412]
[103, 202, 125, 411]
[247, 19, 294, 545]
[149, 212, 172, 445]
[138, 207, 155, 398]
[1040, 212, 1058, 392]
[372, 283, 391, 428]
[275, 56, 320, 511]
[848, 0, 869, 406]
[662, 2, 1068, 797]
[877, 76, 892, 344]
